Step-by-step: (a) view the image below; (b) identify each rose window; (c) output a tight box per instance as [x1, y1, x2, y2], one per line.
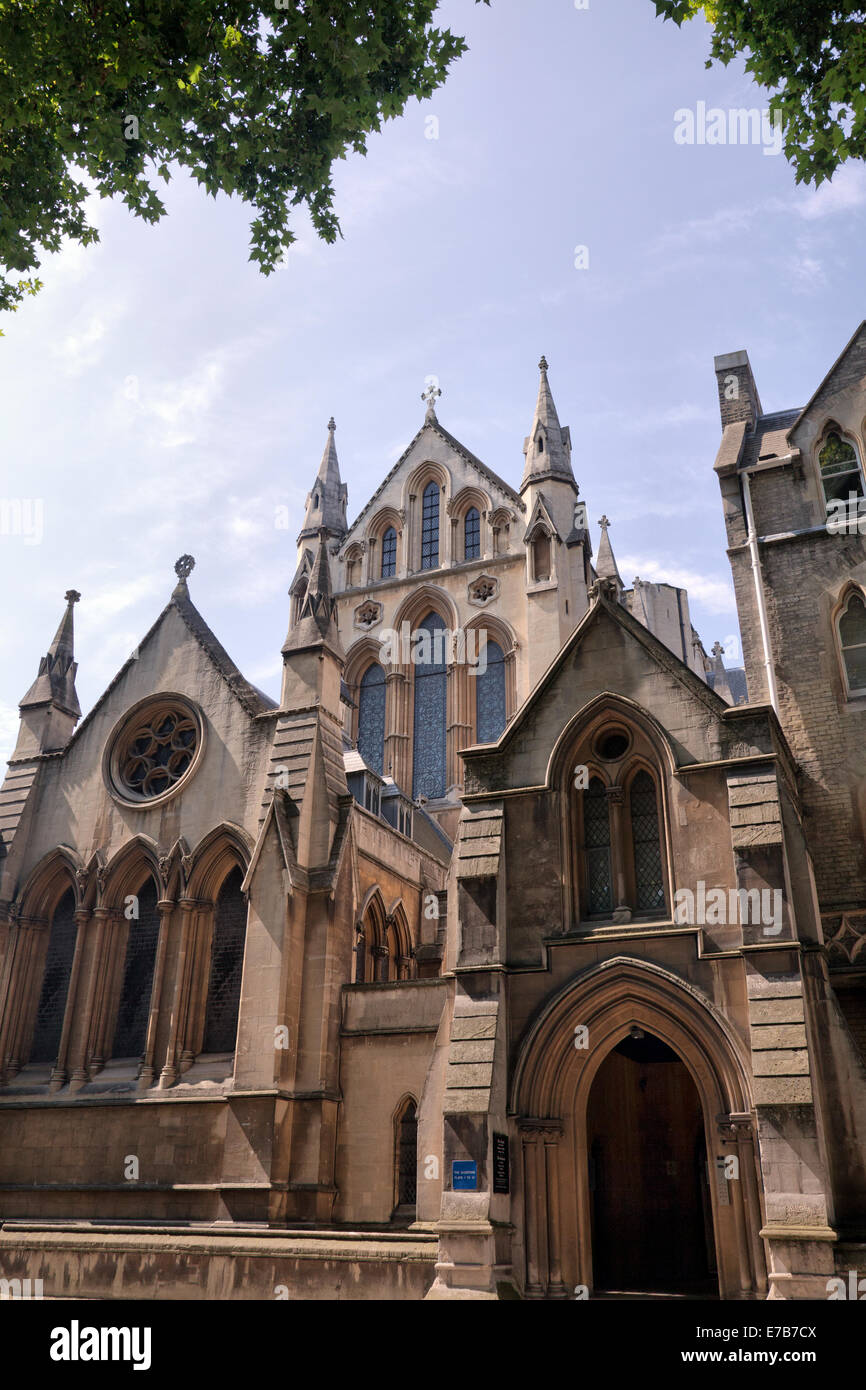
[105, 696, 204, 806]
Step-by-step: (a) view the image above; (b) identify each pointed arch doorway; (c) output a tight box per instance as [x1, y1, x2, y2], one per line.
[512, 958, 767, 1300]
[587, 1030, 716, 1295]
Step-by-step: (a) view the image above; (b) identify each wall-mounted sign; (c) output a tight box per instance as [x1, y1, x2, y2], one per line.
[493, 1132, 509, 1194]
[452, 1160, 478, 1191]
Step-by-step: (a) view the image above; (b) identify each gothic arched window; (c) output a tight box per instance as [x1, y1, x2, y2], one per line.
[29, 888, 77, 1065]
[464, 507, 480, 561]
[111, 877, 160, 1059]
[394, 1097, 418, 1210]
[629, 770, 665, 910]
[202, 866, 247, 1053]
[838, 590, 866, 696]
[475, 639, 506, 743]
[381, 527, 397, 578]
[358, 661, 386, 774]
[413, 611, 447, 799]
[584, 778, 613, 915]
[421, 482, 440, 570]
[819, 431, 864, 504]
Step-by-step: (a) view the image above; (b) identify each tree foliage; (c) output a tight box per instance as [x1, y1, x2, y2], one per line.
[0, 0, 488, 316]
[654, 1, 866, 185]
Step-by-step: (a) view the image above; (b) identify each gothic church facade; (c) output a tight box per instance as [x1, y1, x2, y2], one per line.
[0, 342, 864, 1299]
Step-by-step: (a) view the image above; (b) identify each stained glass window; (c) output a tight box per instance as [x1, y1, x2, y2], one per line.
[381, 527, 397, 578]
[819, 431, 864, 503]
[630, 770, 665, 911]
[358, 662, 386, 774]
[465, 507, 480, 561]
[421, 482, 440, 570]
[29, 889, 77, 1065]
[584, 778, 613, 915]
[840, 592, 866, 693]
[476, 639, 506, 743]
[396, 1098, 418, 1206]
[412, 611, 447, 798]
[111, 878, 160, 1059]
[203, 866, 247, 1053]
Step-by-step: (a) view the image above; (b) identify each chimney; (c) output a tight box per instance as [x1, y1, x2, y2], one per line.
[713, 349, 763, 431]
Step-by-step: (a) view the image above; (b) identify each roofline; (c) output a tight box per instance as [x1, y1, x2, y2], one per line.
[344, 417, 524, 540]
[788, 319, 866, 438]
[60, 585, 272, 754]
[460, 587, 728, 765]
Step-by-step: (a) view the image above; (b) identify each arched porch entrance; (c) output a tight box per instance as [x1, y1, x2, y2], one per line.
[511, 958, 767, 1300]
[588, 1031, 716, 1294]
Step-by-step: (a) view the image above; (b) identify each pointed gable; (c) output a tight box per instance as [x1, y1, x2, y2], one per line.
[788, 320, 866, 444]
[343, 414, 523, 547]
[460, 585, 736, 793]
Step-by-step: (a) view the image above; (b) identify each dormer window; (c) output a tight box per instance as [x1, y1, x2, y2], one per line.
[819, 431, 864, 504]
[538, 436, 544, 453]
[314, 493, 320, 508]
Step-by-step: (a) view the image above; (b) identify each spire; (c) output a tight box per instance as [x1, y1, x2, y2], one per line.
[595, 516, 623, 587]
[298, 418, 348, 548]
[283, 530, 344, 658]
[521, 355, 576, 492]
[20, 590, 82, 720]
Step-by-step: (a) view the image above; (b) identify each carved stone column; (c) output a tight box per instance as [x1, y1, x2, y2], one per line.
[372, 945, 389, 983]
[49, 905, 90, 1092]
[521, 1132, 544, 1297]
[138, 898, 174, 1089]
[544, 1132, 568, 1297]
[385, 667, 410, 789]
[605, 786, 630, 917]
[719, 1112, 766, 1296]
[69, 906, 115, 1089]
[159, 897, 199, 1088]
[89, 910, 124, 1073]
[0, 914, 42, 1080]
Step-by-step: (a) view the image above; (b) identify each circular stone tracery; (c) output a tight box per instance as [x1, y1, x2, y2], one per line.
[105, 696, 204, 806]
[121, 710, 197, 798]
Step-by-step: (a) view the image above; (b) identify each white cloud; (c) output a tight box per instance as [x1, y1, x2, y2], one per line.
[796, 163, 866, 221]
[619, 556, 736, 613]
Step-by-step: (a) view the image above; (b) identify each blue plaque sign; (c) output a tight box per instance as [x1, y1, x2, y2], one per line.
[452, 1160, 478, 1191]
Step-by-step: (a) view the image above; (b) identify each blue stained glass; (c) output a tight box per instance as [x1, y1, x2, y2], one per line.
[413, 612, 447, 798]
[465, 508, 480, 560]
[358, 662, 386, 775]
[381, 527, 397, 578]
[476, 640, 506, 743]
[421, 482, 439, 570]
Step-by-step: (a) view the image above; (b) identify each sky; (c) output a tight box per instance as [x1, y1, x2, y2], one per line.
[2, 0, 866, 768]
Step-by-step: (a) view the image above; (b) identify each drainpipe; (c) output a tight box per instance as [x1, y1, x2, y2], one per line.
[740, 464, 780, 714]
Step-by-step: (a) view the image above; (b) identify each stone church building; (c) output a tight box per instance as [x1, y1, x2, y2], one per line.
[0, 339, 865, 1300]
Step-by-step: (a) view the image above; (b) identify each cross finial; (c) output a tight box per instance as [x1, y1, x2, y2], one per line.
[422, 379, 442, 417]
[712, 640, 725, 659]
[64, 589, 81, 605]
[599, 515, 610, 529]
[327, 416, 336, 432]
[174, 554, 195, 582]
[539, 355, 549, 372]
